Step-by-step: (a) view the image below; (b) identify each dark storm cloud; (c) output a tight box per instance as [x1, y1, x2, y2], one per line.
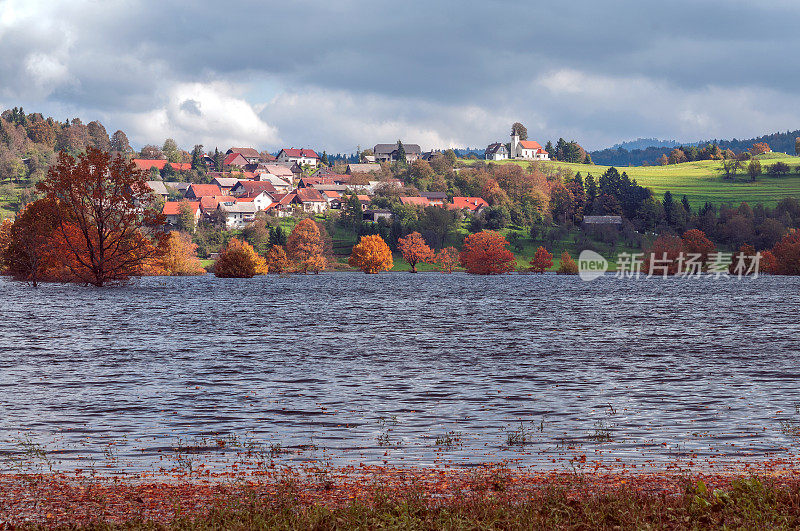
[3, 0, 800, 150]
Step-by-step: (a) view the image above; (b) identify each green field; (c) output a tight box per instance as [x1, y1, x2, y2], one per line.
[464, 154, 800, 208]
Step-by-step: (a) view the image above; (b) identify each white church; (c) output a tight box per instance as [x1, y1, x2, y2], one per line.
[485, 132, 550, 161]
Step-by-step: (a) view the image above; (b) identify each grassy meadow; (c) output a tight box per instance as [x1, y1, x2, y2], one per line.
[464, 153, 800, 208]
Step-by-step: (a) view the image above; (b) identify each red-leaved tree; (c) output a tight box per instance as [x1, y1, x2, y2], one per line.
[459, 231, 516, 275]
[37, 147, 165, 286]
[397, 231, 434, 273]
[529, 246, 553, 273]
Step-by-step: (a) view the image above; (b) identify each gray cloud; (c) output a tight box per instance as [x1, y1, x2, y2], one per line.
[2, 0, 800, 151]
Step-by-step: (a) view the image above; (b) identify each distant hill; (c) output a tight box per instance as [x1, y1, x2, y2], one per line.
[592, 129, 800, 166]
[610, 138, 684, 151]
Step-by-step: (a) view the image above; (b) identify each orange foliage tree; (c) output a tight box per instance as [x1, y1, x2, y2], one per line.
[557, 251, 578, 274]
[681, 229, 716, 266]
[36, 147, 165, 286]
[266, 245, 289, 274]
[458, 231, 516, 275]
[642, 234, 683, 275]
[530, 246, 553, 273]
[770, 229, 800, 275]
[214, 238, 268, 278]
[434, 246, 459, 273]
[2, 198, 61, 286]
[349, 234, 393, 273]
[0, 219, 12, 271]
[749, 142, 771, 156]
[286, 219, 326, 273]
[145, 231, 205, 276]
[397, 231, 434, 273]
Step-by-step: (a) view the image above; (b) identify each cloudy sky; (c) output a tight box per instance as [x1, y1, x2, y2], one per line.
[2, 0, 799, 153]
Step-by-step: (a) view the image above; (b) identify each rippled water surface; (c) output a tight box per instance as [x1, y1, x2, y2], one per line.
[1, 273, 799, 474]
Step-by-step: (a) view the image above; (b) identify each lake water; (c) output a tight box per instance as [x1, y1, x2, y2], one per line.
[0, 273, 799, 475]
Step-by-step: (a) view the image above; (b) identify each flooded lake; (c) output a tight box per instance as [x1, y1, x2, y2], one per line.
[1, 273, 799, 475]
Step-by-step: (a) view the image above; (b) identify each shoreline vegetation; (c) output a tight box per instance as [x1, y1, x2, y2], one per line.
[2, 467, 800, 528]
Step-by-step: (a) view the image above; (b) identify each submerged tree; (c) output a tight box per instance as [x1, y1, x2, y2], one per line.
[529, 246, 553, 273]
[349, 234, 393, 273]
[286, 219, 326, 273]
[397, 231, 433, 273]
[36, 147, 165, 286]
[459, 231, 516, 275]
[214, 238, 267, 278]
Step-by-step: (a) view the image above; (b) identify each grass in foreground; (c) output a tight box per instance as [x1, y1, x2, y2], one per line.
[3, 471, 800, 529]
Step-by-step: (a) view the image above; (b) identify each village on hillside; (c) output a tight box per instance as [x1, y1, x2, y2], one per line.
[153, 131, 552, 231]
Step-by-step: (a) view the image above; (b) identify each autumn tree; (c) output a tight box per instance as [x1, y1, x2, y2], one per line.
[0, 219, 11, 268]
[642, 234, 683, 275]
[770, 230, 800, 275]
[110, 130, 132, 154]
[140, 144, 165, 159]
[286, 218, 326, 273]
[87, 121, 110, 151]
[397, 231, 434, 273]
[530, 246, 553, 273]
[35, 148, 165, 286]
[557, 251, 578, 274]
[146, 231, 205, 276]
[749, 142, 770, 156]
[266, 244, 289, 274]
[459, 231, 516, 275]
[681, 229, 715, 266]
[214, 238, 267, 278]
[349, 234, 393, 273]
[2, 198, 60, 286]
[433, 246, 459, 273]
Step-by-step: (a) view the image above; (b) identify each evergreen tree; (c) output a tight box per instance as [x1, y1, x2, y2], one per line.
[213, 148, 223, 171]
[545, 140, 555, 159]
[269, 225, 287, 247]
[662, 191, 675, 225]
[396, 140, 407, 164]
[190, 145, 204, 171]
[681, 195, 692, 215]
[585, 173, 598, 213]
[321, 151, 329, 166]
[555, 138, 568, 161]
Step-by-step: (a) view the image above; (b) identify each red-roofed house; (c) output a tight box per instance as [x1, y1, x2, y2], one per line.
[230, 180, 277, 198]
[225, 147, 261, 164]
[223, 153, 248, 169]
[449, 197, 489, 213]
[185, 183, 222, 200]
[162, 201, 200, 226]
[399, 196, 431, 207]
[133, 159, 191, 172]
[293, 187, 328, 213]
[266, 192, 297, 217]
[277, 148, 320, 167]
[199, 195, 236, 217]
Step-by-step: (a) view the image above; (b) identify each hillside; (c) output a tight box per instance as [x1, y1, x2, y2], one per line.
[465, 154, 800, 208]
[591, 129, 800, 166]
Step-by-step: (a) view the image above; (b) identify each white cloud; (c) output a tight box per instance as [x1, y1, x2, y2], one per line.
[125, 82, 280, 150]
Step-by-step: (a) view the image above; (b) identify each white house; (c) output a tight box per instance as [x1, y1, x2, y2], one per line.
[235, 190, 274, 211]
[509, 133, 549, 160]
[484, 143, 509, 161]
[276, 148, 320, 167]
[218, 202, 258, 228]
